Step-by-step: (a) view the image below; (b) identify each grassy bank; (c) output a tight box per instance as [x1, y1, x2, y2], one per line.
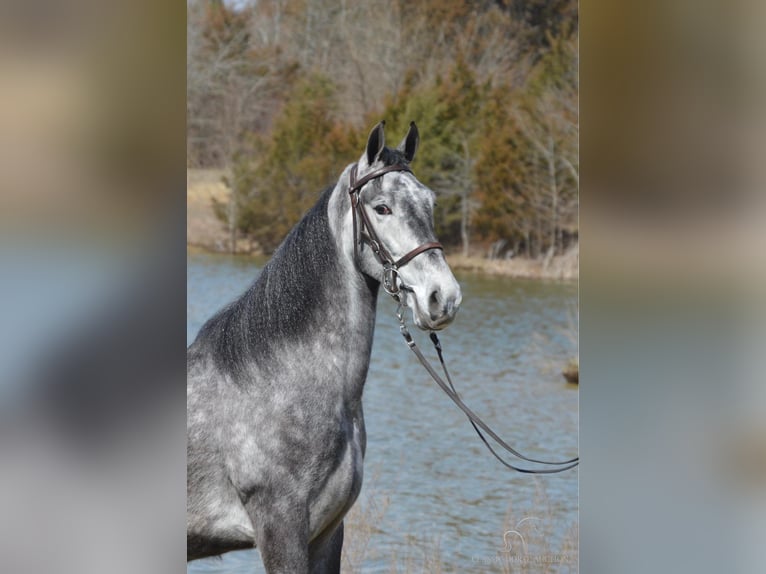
[187, 169, 230, 252]
[341, 473, 578, 573]
[447, 247, 578, 281]
[187, 169, 579, 281]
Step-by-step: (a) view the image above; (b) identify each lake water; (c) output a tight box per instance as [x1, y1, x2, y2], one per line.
[187, 253, 579, 573]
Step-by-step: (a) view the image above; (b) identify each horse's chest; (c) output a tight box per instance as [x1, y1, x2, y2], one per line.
[308, 418, 364, 539]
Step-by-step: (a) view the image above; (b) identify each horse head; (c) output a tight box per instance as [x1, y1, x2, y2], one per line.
[350, 121, 462, 331]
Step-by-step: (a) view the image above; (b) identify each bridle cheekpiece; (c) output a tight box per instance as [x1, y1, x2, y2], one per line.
[348, 162, 443, 297]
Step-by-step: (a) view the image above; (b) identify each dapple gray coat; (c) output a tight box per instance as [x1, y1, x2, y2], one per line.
[187, 123, 461, 573]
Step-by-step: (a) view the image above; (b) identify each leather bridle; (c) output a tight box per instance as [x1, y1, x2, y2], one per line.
[348, 162, 443, 296]
[347, 161, 579, 474]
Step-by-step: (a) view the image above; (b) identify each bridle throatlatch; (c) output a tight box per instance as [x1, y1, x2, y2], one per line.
[348, 162, 579, 474]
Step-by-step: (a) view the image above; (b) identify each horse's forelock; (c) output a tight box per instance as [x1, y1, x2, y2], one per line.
[377, 146, 409, 167]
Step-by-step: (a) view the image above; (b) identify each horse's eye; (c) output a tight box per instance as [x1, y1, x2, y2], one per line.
[374, 205, 392, 215]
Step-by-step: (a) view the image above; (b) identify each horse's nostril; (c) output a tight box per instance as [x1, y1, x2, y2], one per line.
[428, 289, 441, 319]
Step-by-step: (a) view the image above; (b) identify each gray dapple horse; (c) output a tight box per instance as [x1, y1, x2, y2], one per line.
[187, 122, 461, 572]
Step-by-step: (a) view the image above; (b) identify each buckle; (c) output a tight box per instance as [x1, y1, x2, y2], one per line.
[382, 266, 400, 296]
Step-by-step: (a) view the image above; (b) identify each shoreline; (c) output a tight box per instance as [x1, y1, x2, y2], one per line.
[187, 243, 578, 280]
[446, 250, 578, 280]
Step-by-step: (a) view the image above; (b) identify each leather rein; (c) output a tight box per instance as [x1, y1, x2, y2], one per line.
[348, 163, 579, 474]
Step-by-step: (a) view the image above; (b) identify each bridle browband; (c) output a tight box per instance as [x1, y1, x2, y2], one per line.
[348, 162, 443, 296]
[347, 161, 579, 474]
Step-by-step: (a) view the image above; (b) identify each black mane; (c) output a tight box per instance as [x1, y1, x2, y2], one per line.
[191, 184, 345, 376]
[191, 151, 407, 377]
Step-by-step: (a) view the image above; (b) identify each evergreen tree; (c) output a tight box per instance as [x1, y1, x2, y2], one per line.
[215, 74, 360, 253]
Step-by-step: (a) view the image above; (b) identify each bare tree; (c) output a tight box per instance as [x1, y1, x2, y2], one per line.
[513, 81, 578, 258]
[187, 0, 284, 252]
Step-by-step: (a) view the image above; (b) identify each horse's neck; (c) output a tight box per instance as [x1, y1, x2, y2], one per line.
[248, 179, 379, 391]
[308, 176, 380, 393]
[323, 174, 379, 342]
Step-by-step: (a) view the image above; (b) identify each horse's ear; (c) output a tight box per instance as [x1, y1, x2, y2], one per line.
[366, 121, 386, 166]
[397, 121, 419, 162]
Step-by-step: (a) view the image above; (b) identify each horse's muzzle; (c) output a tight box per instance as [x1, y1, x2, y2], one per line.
[413, 283, 462, 331]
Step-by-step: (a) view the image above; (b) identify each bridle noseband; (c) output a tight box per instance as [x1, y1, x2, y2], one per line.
[348, 163, 443, 296]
